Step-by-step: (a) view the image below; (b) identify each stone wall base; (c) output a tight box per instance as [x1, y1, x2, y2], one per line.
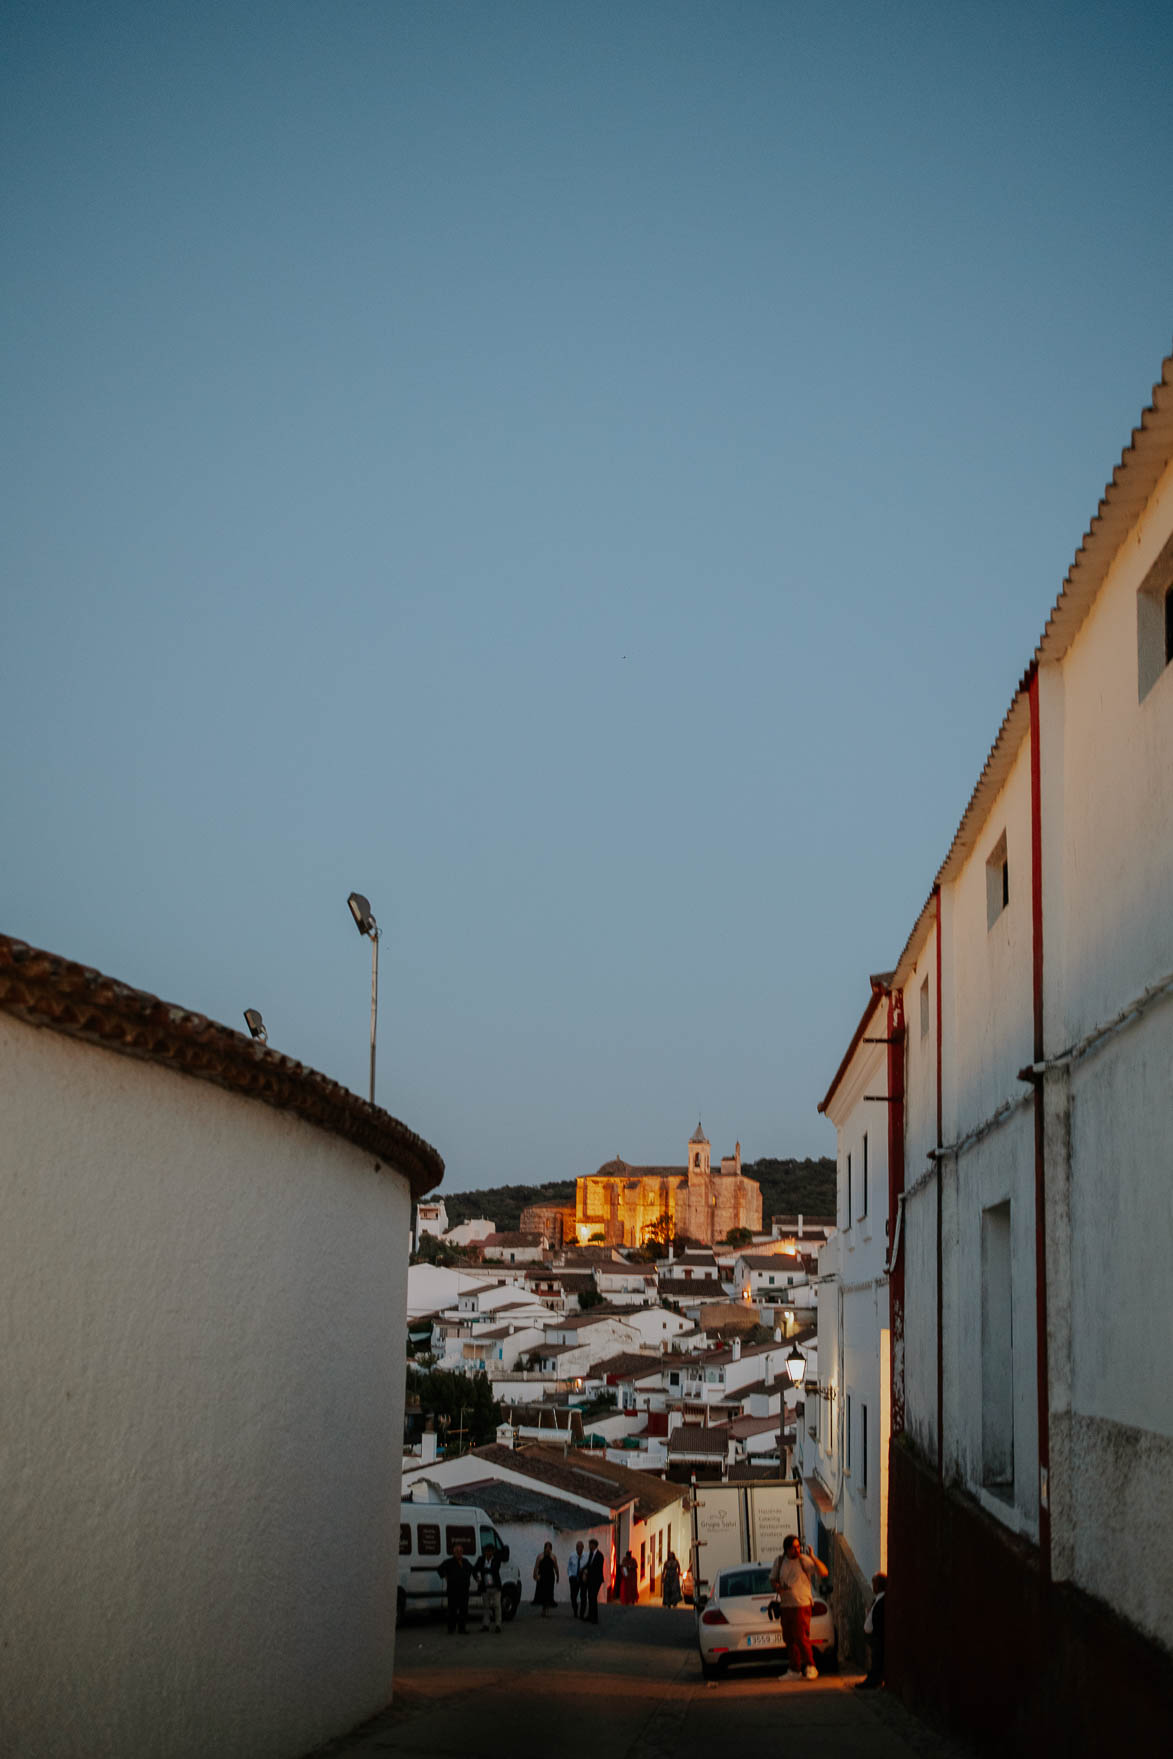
[888, 1437, 1173, 1750]
[829, 1531, 871, 1668]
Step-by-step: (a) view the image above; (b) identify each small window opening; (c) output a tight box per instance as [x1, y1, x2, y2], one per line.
[986, 832, 1009, 930]
[981, 1201, 1014, 1497]
[1137, 539, 1173, 699]
[920, 976, 930, 1038]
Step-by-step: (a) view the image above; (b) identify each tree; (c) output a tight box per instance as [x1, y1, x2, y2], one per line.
[407, 1368, 501, 1452]
[411, 1233, 480, 1268]
[577, 1287, 605, 1311]
[725, 1227, 754, 1247]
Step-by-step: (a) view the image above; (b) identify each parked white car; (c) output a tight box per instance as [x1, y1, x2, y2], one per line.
[696, 1562, 835, 1679]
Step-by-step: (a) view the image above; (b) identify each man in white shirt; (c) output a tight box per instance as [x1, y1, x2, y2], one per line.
[770, 1534, 829, 1680]
[567, 1539, 586, 1619]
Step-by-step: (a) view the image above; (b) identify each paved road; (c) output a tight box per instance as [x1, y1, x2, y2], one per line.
[308, 1603, 977, 1759]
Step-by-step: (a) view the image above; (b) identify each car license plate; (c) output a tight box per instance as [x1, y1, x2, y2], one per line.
[745, 1632, 783, 1647]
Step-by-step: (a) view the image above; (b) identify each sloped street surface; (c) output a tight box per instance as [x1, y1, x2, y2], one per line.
[308, 1605, 978, 1759]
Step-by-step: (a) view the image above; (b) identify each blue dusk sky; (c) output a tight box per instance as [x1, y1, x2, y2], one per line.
[3, 2, 1170, 1193]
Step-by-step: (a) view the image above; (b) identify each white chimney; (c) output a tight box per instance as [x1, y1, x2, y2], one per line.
[774, 1326, 782, 1343]
[496, 1422, 516, 1449]
[731, 1337, 741, 1361]
[420, 1430, 438, 1465]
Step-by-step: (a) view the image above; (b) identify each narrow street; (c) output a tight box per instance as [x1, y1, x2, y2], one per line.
[310, 1605, 976, 1759]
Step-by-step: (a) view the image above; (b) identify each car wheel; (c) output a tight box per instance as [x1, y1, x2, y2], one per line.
[819, 1644, 839, 1675]
[502, 1586, 520, 1622]
[396, 1588, 406, 1628]
[700, 1657, 727, 1681]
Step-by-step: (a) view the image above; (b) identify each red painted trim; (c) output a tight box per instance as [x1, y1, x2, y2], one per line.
[934, 887, 944, 1482]
[1028, 669, 1051, 1579]
[887, 989, 906, 1436]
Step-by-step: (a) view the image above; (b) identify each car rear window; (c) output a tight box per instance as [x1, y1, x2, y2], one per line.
[721, 1568, 773, 1598]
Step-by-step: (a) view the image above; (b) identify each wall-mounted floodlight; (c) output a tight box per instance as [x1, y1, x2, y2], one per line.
[785, 1344, 806, 1387]
[347, 892, 377, 938]
[346, 891, 380, 1105]
[243, 1008, 268, 1043]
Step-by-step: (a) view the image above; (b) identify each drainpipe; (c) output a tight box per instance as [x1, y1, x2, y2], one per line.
[886, 988, 906, 1437]
[1028, 666, 1052, 1581]
[935, 886, 944, 1484]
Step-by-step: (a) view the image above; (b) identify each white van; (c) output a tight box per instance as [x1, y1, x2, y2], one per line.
[398, 1502, 522, 1625]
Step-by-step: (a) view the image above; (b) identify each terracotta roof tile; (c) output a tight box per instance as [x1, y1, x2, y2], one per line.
[470, 1443, 685, 1520]
[0, 936, 443, 1197]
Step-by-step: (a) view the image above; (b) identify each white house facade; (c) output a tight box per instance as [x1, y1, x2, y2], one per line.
[875, 356, 1173, 1752]
[804, 976, 892, 1660]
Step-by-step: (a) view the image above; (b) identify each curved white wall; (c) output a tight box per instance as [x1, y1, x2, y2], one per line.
[0, 1014, 413, 1759]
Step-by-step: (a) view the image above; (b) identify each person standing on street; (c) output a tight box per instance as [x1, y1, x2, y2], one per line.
[437, 1540, 473, 1635]
[770, 1534, 829, 1680]
[855, 1572, 886, 1689]
[533, 1540, 560, 1616]
[474, 1543, 504, 1634]
[567, 1540, 585, 1618]
[582, 1536, 606, 1624]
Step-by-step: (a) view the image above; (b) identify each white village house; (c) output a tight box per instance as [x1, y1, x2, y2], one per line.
[799, 974, 893, 1659]
[1, 936, 443, 1759]
[826, 354, 1173, 1751]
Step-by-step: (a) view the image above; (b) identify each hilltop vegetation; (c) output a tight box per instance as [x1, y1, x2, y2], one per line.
[443, 1180, 574, 1233]
[743, 1157, 836, 1222]
[438, 1157, 834, 1236]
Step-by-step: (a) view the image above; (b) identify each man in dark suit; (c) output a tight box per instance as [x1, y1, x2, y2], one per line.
[437, 1540, 473, 1634]
[582, 1536, 606, 1625]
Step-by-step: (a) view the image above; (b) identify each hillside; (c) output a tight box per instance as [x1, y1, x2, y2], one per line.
[743, 1157, 836, 1223]
[439, 1157, 835, 1236]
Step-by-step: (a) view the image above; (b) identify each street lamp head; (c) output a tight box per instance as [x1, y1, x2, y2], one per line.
[243, 1008, 267, 1043]
[347, 892, 378, 938]
[785, 1344, 806, 1387]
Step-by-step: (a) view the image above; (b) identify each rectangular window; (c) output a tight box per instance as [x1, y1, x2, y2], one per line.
[446, 1523, 476, 1555]
[920, 975, 930, 1038]
[986, 831, 1009, 929]
[861, 1403, 869, 1493]
[846, 1154, 853, 1228]
[417, 1523, 441, 1556]
[845, 1394, 853, 1473]
[861, 1133, 869, 1219]
[1137, 535, 1173, 699]
[399, 1523, 412, 1555]
[981, 1201, 1014, 1495]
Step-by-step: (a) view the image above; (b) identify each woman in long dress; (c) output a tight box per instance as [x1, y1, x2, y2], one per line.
[661, 1551, 682, 1608]
[620, 1550, 639, 1605]
[533, 1541, 559, 1616]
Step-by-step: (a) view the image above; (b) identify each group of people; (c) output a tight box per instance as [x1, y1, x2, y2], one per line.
[435, 1540, 506, 1635]
[537, 1537, 606, 1622]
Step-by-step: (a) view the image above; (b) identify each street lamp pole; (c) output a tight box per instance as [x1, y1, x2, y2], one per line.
[347, 892, 380, 1106]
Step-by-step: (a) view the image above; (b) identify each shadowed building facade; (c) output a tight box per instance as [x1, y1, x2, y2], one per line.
[575, 1124, 762, 1248]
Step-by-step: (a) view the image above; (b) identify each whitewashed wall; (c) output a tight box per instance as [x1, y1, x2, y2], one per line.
[1041, 457, 1173, 1649]
[0, 1013, 415, 1759]
[943, 741, 1035, 1144]
[819, 1019, 890, 1584]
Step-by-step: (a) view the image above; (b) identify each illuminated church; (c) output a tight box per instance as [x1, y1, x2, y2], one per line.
[574, 1123, 762, 1248]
